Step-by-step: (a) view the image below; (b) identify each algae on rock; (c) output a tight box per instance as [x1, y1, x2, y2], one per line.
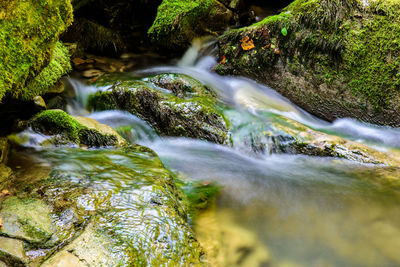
[216, 0, 400, 127]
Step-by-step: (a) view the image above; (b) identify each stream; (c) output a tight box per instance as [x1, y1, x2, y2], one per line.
[17, 45, 400, 266]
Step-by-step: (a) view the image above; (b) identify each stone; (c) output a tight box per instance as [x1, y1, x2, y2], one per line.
[27, 109, 127, 147]
[33, 96, 47, 110]
[0, 197, 55, 244]
[0, 236, 27, 267]
[88, 73, 229, 144]
[0, 138, 9, 164]
[41, 226, 116, 267]
[216, 0, 400, 127]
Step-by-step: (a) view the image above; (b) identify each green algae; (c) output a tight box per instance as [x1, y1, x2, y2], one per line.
[0, 0, 73, 102]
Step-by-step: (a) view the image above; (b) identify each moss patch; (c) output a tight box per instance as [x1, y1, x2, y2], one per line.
[88, 73, 229, 144]
[0, 0, 73, 102]
[30, 110, 123, 147]
[216, 0, 400, 125]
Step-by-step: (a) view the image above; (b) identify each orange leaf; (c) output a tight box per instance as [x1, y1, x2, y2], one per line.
[241, 36, 255, 51]
[220, 55, 226, 64]
[0, 218, 2, 230]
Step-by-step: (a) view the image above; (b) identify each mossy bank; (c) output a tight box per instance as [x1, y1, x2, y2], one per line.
[216, 0, 400, 127]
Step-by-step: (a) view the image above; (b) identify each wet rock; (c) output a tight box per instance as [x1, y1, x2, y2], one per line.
[0, 197, 54, 244]
[88, 74, 229, 144]
[216, 0, 400, 127]
[0, 236, 27, 267]
[149, 0, 237, 50]
[33, 96, 47, 111]
[0, 164, 13, 191]
[28, 109, 127, 147]
[41, 226, 117, 267]
[0, 138, 9, 164]
[7, 145, 204, 265]
[227, 109, 400, 165]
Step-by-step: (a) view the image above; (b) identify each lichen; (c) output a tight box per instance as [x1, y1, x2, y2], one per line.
[0, 0, 73, 102]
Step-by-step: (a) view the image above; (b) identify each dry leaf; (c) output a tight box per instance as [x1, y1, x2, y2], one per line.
[0, 218, 3, 230]
[263, 44, 271, 49]
[72, 58, 86, 65]
[240, 36, 255, 51]
[0, 190, 10, 197]
[220, 55, 226, 64]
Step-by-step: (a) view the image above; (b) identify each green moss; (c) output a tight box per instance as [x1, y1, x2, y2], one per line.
[88, 73, 229, 143]
[218, 0, 400, 113]
[30, 110, 118, 147]
[148, 0, 214, 47]
[0, 0, 73, 102]
[25, 42, 72, 99]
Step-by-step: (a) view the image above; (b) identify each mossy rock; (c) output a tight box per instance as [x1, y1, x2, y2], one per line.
[88, 73, 229, 144]
[148, 0, 235, 50]
[0, 197, 55, 244]
[6, 145, 205, 265]
[0, 0, 73, 102]
[216, 0, 400, 127]
[29, 109, 127, 147]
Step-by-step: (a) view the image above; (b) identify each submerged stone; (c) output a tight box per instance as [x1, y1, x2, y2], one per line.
[89, 73, 229, 144]
[216, 0, 400, 127]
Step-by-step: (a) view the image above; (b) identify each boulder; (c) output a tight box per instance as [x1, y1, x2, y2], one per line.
[216, 0, 400, 127]
[148, 0, 237, 50]
[0, 1, 73, 101]
[88, 73, 229, 144]
[28, 109, 127, 147]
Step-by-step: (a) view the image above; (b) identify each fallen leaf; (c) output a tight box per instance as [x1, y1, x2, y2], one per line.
[0, 218, 2, 230]
[72, 58, 86, 65]
[202, 181, 211, 186]
[263, 44, 271, 49]
[220, 55, 226, 64]
[240, 36, 255, 51]
[0, 190, 10, 197]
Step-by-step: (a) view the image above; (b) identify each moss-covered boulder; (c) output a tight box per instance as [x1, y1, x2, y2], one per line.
[148, 0, 237, 50]
[28, 109, 127, 147]
[0, 0, 73, 102]
[88, 73, 229, 144]
[216, 0, 400, 127]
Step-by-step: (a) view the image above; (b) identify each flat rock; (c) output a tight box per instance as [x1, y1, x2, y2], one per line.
[0, 197, 54, 244]
[0, 236, 27, 266]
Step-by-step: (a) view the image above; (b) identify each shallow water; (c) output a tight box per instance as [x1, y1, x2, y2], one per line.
[24, 43, 400, 266]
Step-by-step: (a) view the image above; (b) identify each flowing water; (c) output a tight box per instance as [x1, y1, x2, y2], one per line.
[18, 43, 400, 266]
